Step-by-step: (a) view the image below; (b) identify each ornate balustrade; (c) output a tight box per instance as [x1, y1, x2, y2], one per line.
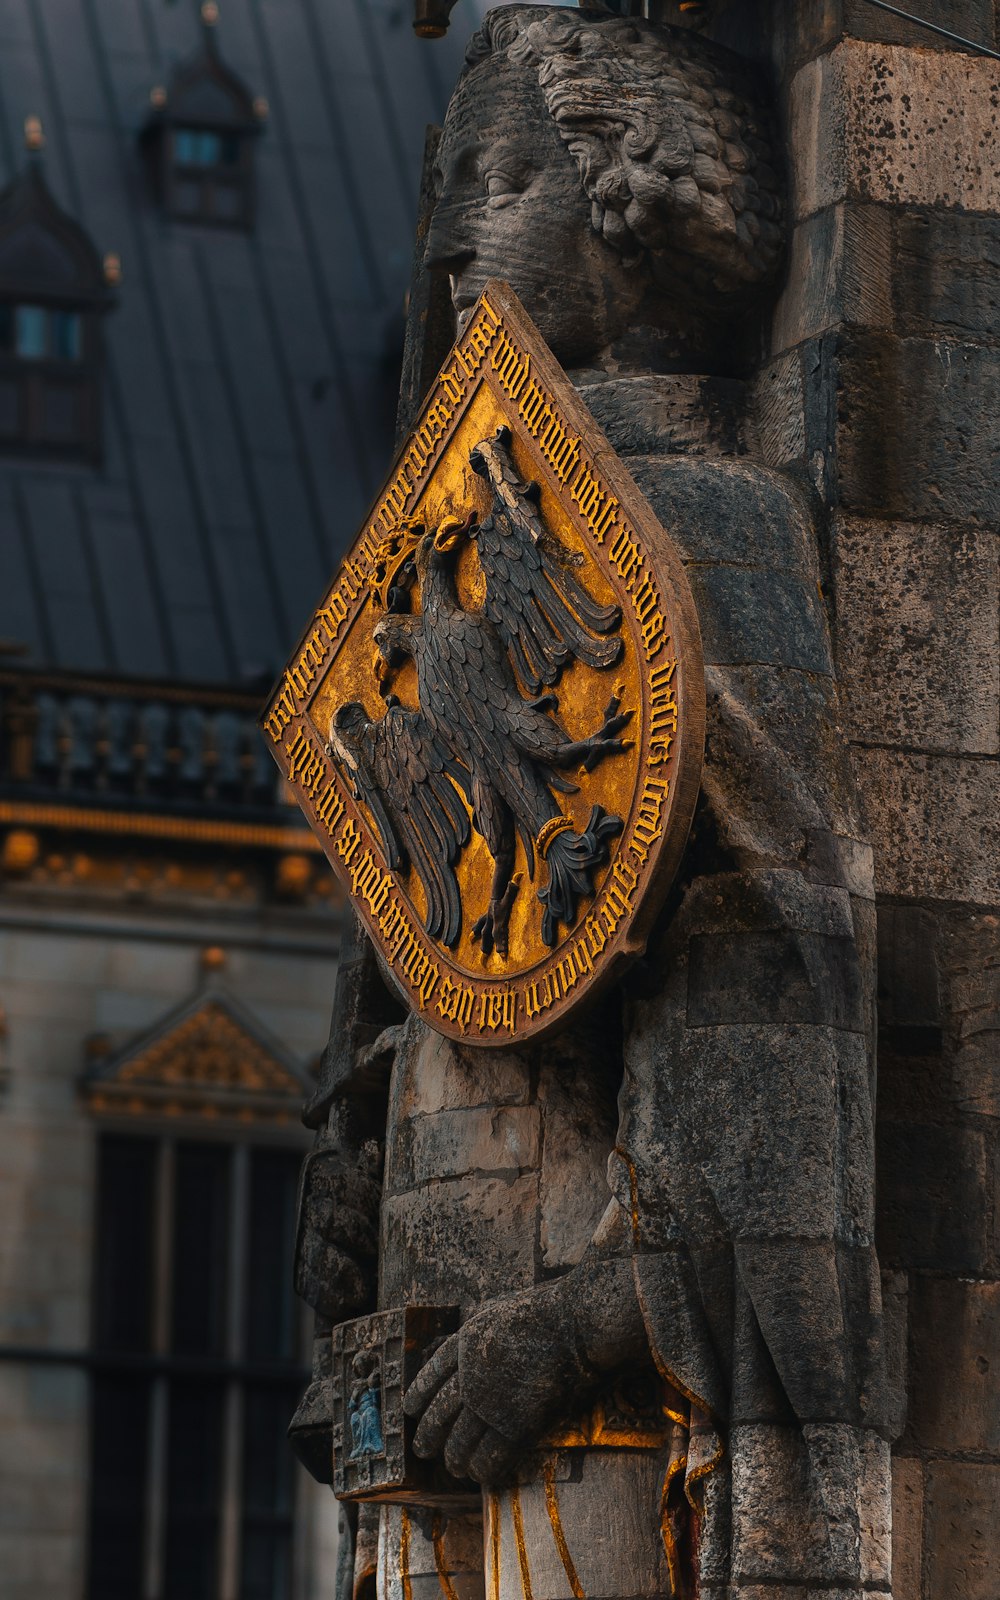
[0, 668, 280, 815]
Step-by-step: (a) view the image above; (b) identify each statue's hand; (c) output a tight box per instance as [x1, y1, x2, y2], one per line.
[403, 1283, 591, 1484]
[403, 1262, 647, 1485]
[294, 1136, 382, 1323]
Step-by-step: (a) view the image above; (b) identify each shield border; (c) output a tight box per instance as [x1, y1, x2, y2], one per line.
[261, 280, 705, 1045]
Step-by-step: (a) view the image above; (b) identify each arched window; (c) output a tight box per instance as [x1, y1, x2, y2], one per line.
[143, 6, 267, 230]
[0, 136, 116, 461]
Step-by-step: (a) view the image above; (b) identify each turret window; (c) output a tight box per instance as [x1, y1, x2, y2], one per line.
[174, 127, 241, 167]
[0, 127, 116, 461]
[0, 303, 84, 361]
[144, 7, 267, 231]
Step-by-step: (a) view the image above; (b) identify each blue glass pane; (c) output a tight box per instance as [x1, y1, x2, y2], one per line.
[15, 305, 48, 359]
[52, 311, 82, 362]
[175, 128, 221, 166]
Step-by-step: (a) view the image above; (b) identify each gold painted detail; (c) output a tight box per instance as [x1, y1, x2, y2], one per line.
[399, 1509, 414, 1600]
[488, 1493, 501, 1600]
[115, 1001, 300, 1094]
[371, 519, 425, 611]
[2, 828, 40, 873]
[542, 1371, 671, 1451]
[84, 999, 305, 1124]
[84, 1089, 295, 1125]
[536, 816, 574, 859]
[431, 1514, 462, 1600]
[0, 800, 320, 853]
[542, 1458, 585, 1600]
[509, 1488, 534, 1600]
[261, 299, 507, 749]
[659, 1445, 688, 1599]
[262, 281, 705, 1046]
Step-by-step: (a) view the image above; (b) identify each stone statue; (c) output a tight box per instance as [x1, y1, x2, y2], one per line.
[293, 9, 892, 1599]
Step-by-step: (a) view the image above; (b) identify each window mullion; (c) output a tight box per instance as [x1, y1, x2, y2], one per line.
[219, 1144, 250, 1600]
[153, 1139, 175, 1358]
[219, 1380, 245, 1600]
[145, 1139, 175, 1600]
[144, 1379, 169, 1600]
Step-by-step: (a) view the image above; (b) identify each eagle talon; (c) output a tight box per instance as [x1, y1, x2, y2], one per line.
[472, 877, 520, 960]
[570, 702, 634, 773]
[582, 736, 633, 774]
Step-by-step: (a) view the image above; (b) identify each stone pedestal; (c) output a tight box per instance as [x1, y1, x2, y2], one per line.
[490, 1451, 671, 1600]
[376, 1505, 485, 1600]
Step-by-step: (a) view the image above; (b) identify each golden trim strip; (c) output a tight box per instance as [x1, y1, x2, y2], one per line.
[510, 1489, 534, 1600]
[659, 1448, 688, 1600]
[684, 1429, 725, 1514]
[431, 1513, 462, 1600]
[0, 800, 321, 853]
[542, 1457, 585, 1600]
[488, 1492, 501, 1600]
[0, 666, 264, 709]
[536, 815, 574, 860]
[400, 1509, 414, 1600]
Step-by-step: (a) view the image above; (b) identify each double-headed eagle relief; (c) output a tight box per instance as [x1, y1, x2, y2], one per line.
[330, 427, 632, 960]
[262, 283, 704, 1044]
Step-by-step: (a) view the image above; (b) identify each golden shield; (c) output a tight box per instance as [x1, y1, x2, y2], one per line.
[261, 282, 704, 1044]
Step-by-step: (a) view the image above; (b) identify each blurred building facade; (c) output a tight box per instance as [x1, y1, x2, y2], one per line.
[0, 2, 487, 1597]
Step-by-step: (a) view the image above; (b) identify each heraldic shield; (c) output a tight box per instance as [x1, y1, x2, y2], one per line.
[261, 282, 705, 1046]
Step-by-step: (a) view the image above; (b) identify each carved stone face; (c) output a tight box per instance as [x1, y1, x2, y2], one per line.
[425, 56, 646, 367]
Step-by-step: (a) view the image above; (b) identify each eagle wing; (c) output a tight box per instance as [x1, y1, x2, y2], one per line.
[470, 429, 623, 696]
[338, 704, 471, 950]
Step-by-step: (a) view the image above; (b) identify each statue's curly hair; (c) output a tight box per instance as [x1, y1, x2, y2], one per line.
[464, 5, 784, 302]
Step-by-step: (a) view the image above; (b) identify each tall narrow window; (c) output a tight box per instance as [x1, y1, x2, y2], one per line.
[86, 1135, 307, 1600]
[88, 1136, 157, 1600]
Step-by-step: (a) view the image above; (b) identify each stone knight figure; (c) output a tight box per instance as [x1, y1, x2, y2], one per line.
[293, 8, 893, 1599]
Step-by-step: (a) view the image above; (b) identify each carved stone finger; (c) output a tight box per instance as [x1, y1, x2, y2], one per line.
[442, 1406, 489, 1480]
[465, 1427, 521, 1487]
[403, 1335, 460, 1419]
[411, 1370, 464, 1460]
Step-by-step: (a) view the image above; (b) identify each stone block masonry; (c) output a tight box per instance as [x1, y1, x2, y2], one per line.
[750, 5, 1000, 1594]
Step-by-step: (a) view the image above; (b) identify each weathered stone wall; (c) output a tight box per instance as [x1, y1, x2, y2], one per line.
[698, 2, 1000, 1592]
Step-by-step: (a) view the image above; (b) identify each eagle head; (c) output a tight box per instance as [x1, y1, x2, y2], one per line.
[372, 615, 415, 669]
[412, 511, 476, 585]
[328, 701, 367, 770]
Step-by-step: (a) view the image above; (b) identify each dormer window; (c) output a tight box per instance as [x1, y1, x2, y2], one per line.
[143, 6, 266, 230]
[0, 304, 83, 362]
[0, 127, 117, 462]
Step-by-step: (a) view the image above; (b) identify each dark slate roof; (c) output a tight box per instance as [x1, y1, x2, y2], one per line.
[0, 158, 113, 302]
[0, 0, 490, 687]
